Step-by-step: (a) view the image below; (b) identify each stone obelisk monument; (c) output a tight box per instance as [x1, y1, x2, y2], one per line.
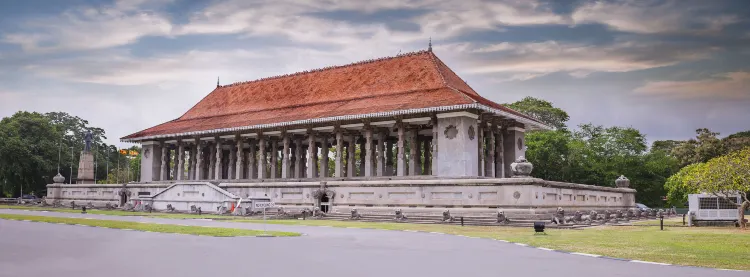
[76, 130, 95, 184]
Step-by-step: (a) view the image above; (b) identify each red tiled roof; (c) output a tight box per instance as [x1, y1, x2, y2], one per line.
[123, 50, 541, 140]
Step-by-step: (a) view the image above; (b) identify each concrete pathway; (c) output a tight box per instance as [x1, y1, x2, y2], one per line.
[0, 209, 745, 277]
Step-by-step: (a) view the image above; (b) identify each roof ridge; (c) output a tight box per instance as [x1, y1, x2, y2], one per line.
[426, 51, 476, 103]
[219, 49, 432, 89]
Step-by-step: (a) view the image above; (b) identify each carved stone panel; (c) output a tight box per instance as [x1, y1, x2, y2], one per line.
[444, 125, 458, 139]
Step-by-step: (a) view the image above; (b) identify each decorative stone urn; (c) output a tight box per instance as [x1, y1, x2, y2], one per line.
[615, 175, 630, 188]
[53, 173, 65, 184]
[510, 156, 533, 177]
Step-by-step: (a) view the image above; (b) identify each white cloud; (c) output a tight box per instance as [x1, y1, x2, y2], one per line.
[634, 71, 750, 100]
[571, 0, 739, 34]
[447, 40, 713, 78]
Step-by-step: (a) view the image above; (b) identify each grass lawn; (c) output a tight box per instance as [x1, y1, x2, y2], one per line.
[0, 205, 237, 219]
[0, 213, 300, 237]
[233, 218, 750, 271]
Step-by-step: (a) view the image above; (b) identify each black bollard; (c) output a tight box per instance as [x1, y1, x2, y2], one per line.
[660, 215, 664, 230]
[81, 206, 87, 214]
[682, 214, 686, 225]
[461, 216, 464, 226]
[303, 210, 306, 220]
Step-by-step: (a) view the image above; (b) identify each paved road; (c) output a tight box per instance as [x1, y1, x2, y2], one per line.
[0, 209, 744, 277]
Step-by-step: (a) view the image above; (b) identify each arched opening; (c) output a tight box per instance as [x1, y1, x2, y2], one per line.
[320, 194, 330, 213]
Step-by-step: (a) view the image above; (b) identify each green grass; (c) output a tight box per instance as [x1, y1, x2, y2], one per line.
[0, 213, 300, 237]
[233, 218, 750, 271]
[0, 205, 237, 219]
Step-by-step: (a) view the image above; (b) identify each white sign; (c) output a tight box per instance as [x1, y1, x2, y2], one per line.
[253, 202, 276, 209]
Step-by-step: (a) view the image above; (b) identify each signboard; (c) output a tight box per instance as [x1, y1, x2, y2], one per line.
[253, 202, 276, 209]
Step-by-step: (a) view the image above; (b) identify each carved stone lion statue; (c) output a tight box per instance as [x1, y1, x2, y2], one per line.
[394, 208, 407, 221]
[497, 210, 509, 224]
[350, 208, 362, 220]
[442, 210, 454, 222]
[551, 207, 566, 224]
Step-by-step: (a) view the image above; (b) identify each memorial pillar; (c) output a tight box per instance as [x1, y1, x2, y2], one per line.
[258, 135, 267, 179]
[396, 123, 406, 176]
[435, 112, 479, 176]
[235, 136, 244, 179]
[306, 132, 317, 178]
[495, 129, 504, 178]
[386, 140, 394, 176]
[503, 126, 525, 177]
[247, 139, 257, 179]
[364, 128, 374, 177]
[423, 140, 431, 175]
[334, 130, 344, 177]
[358, 138, 365, 176]
[228, 141, 237, 179]
[177, 140, 185, 180]
[431, 116, 438, 175]
[294, 137, 303, 178]
[486, 127, 495, 177]
[208, 142, 215, 179]
[270, 139, 278, 178]
[408, 129, 417, 176]
[346, 135, 355, 178]
[376, 131, 385, 176]
[415, 138, 422, 175]
[320, 135, 329, 178]
[160, 142, 169, 181]
[214, 138, 222, 180]
[195, 139, 203, 180]
[282, 133, 290, 178]
[477, 119, 484, 177]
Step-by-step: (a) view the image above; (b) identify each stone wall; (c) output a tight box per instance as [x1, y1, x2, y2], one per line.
[45, 183, 168, 206]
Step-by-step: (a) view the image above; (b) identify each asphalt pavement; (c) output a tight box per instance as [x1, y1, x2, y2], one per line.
[0, 209, 745, 277]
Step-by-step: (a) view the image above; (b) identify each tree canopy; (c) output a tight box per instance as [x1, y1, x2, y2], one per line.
[504, 97, 569, 129]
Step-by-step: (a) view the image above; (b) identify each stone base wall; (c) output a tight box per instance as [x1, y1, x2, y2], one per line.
[46, 177, 635, 219]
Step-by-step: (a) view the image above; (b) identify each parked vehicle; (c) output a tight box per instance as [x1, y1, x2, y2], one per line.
[635, 203, 650, 212]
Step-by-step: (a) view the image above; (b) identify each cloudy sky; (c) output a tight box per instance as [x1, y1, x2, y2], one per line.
[1, 0, 748, 147]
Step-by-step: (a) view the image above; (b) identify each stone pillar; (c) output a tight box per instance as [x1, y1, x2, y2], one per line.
[247, 139, 257, 179]
[477, 120, 484, 177]
[195, 139, 203, 180]
[376, 131, 385, 176]
[347, 135, 355, 178]
[235, 136, 244, 180]
[320, 135, 329, 178]
[228, 142, 237, 179]
[431, 116, 438, 175]
[306, 132, 317, 178]
[258, 135, 267, 179]
[214, 139, 222, 180]
[160, 142, 169, 181]
[208, 142, 216, 179]
[335, 130, 344, 177]
[172, 148, 179, 180]
[495, 131, 503, 178]
[396, 123, 406, 176]
[294, 137, 303, 178]
[436, 112, 479, 177]
[177, 140, 185, 180]
[423, 140, 431, 175]
[486, 127, 495, 177]
[282, 133, 290, 178]
[300, 142, 308, 178]
[270, 139, 278, 178]
[139, 141, 162, 182]
[408, 129, 417, 176]
[386, 140, 394, 176]
[358, 138, 365, 176]
[364, 128, 374, 177]
[415, 138, 423, 175]
[503, 127, 525, 177]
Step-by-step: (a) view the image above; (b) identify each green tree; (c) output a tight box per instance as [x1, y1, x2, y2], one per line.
[0, 112, 59, 197]
[504, 97, 569, 129]
[685, 147, 750, 228]
[664, 163, 702, 207]
[671, 128, 725, 167]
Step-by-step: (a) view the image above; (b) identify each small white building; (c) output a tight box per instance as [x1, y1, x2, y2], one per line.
[687, 193, 741, 225]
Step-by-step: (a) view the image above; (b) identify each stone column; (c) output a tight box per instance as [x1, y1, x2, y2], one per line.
[208, 142, 216, 179]
[258, 135, 267, 179]
[320, 135, 329, 178]
[358, 138, 365, 176]
[423, 140, 431, 175]
[235, 136, 244, 180]
[386, 140, 394, 176]
[415, 138, 423, 175]
[477, 120, 484, 177]
[177, 140, 185, 180]
[376, 131, 385, 176]
[270, 139, 278, 178]
[306, 132, 317, 178]
[364, 128, 374, 177]
[335, 130, 344, 177]
[408, 129, 417, 176]
[436, 112, 479, 176]
[214, 139, 222, 180]
[397, 123, 406, 176]
[495, 129, 504, 178]
[247, 139, 256, 179]
[282, 133, 290, 178]
[228, 142, 237, 179]
[195, 139, 203, 180]
[486, 128, 495, 177]
[431, 116, 438, 175]
[503, 126, 525, 177]
[294, 137, 303, 178]
[346, 135, 355, 178]
[300, 143, 308, 178]
[160, 143, 169, 181]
